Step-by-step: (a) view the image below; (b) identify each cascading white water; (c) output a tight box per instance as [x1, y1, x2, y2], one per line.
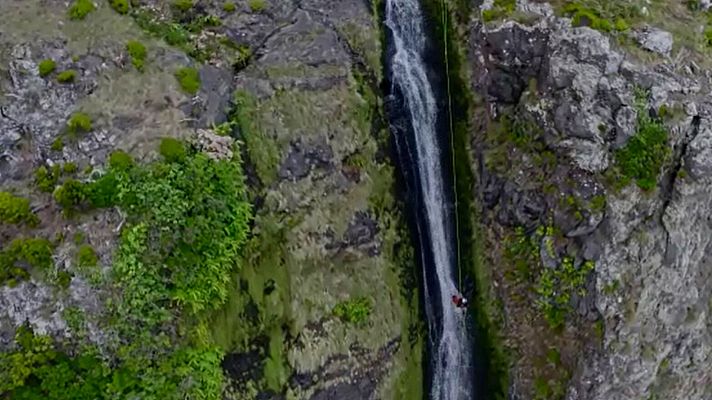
[385, 0, 473, 399]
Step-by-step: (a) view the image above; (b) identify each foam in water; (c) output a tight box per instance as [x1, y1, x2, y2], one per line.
[385, 0, 473, 399]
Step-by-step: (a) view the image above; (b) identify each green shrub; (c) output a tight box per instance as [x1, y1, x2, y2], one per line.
[34, 165, 62, 193]
[108, 150, 134, 171]
[56, 69, 77, 83]
[50, 138, 64, 151]
[68, 0, 95, 20]
[67, 112, 92, 135]
[223, 1, 236, 12]
[38, 59, 56, 77]
[174, 67, 201, 94]
[126, 40, 147, 71]
[333, 297, 372, 324]
[159, 138, 186, 163]
[172, 0, 194, 12]
[86, 172, 119, 208]
[0, 238, 54, 285]
[109, 0, 129, 14]
[2, 142, 251, 398]
[248, 0, 266, 12]
[613, 94, 670, 191]
[77, 244, 98, 268]
[0, 192, 38, 226]
[53, 179, 88, 212]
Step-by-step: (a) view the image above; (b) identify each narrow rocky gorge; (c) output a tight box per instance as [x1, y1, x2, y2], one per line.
[2, 0, 712, 399]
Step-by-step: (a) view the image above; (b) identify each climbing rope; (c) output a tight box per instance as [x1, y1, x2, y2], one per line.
[440, 0, 463, 293]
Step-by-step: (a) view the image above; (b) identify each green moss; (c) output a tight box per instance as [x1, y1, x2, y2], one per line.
[126, 40, 147, 71]
[482, 0, 516, 22]
[73, 232, 85, 245]
[589, 194, 606, 213]
[57, 69, 78, 83]
[562, 2, 634, 33]
[63, 162, 78, 174]
[109, 0, 130, 14]
[0, 192, 38, 226]
[77, 244, 98, 268]
[174, 67, 201, 94]
[108, 150, 134, 171]
[249, 0, 266, 12]
[333, 297, 372, 324]
[38, 59, 56, 77]
[230, 91, 280, 185]
[223, 1, 236, 12]
[67, 112, 92, 135]
[50, 137, 64, 151]
[68, 0, 95, 20]
[159, 137, 186, 163]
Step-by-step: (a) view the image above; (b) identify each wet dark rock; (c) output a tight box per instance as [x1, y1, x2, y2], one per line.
[196, 65, 233, 127]
[496, 184, 546, 228]
[344, 211, 379, 249]
[278, 137, 334, 181]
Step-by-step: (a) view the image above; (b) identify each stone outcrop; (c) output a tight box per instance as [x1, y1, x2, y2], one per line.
[0, 1, 419, 399]
[466, 3, 712, 399]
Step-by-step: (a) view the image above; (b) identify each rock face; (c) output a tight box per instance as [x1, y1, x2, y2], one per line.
[466, 4, 712, 400]
[0, 0, 419, 399]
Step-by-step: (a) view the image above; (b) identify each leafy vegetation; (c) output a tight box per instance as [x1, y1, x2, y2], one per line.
[612, 90, 670, 191]
[174, 67, 201, 94]
[67, 112, 92, 136]
[3, 139, 251, 398]
[109, 0, 129, 14]
[68, 0, 95, 20]
[54, 179, 88, 214]
[560, 1, 638, 33]
[249, 0, 266, 12]
[126, 40, 147, 71]
[56, 70, 77, 83]
[172, 0, 194, 12]
[0, 192, 38, 226]
[34, 165, 62, 193]
[535, 257, 595, 330]
[38, 59, 56, 77]
[503, 226, 545, 282]
[0, 238, 54, 286]
[482, 0, 516, 22]
[333, 297, 372, 324]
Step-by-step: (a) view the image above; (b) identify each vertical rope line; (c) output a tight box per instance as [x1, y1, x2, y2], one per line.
[441, 0, 462, 292]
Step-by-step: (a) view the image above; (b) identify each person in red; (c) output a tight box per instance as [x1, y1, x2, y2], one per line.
[451, 294, 468, 309]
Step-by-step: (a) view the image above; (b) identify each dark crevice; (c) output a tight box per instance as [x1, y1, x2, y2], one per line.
[659, 114, 701, 260]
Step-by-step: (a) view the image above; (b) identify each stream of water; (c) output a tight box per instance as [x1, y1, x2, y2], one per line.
[384, 0, 474, 399]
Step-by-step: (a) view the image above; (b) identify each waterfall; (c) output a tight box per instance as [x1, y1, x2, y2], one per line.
[384, 0, 474, 399]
